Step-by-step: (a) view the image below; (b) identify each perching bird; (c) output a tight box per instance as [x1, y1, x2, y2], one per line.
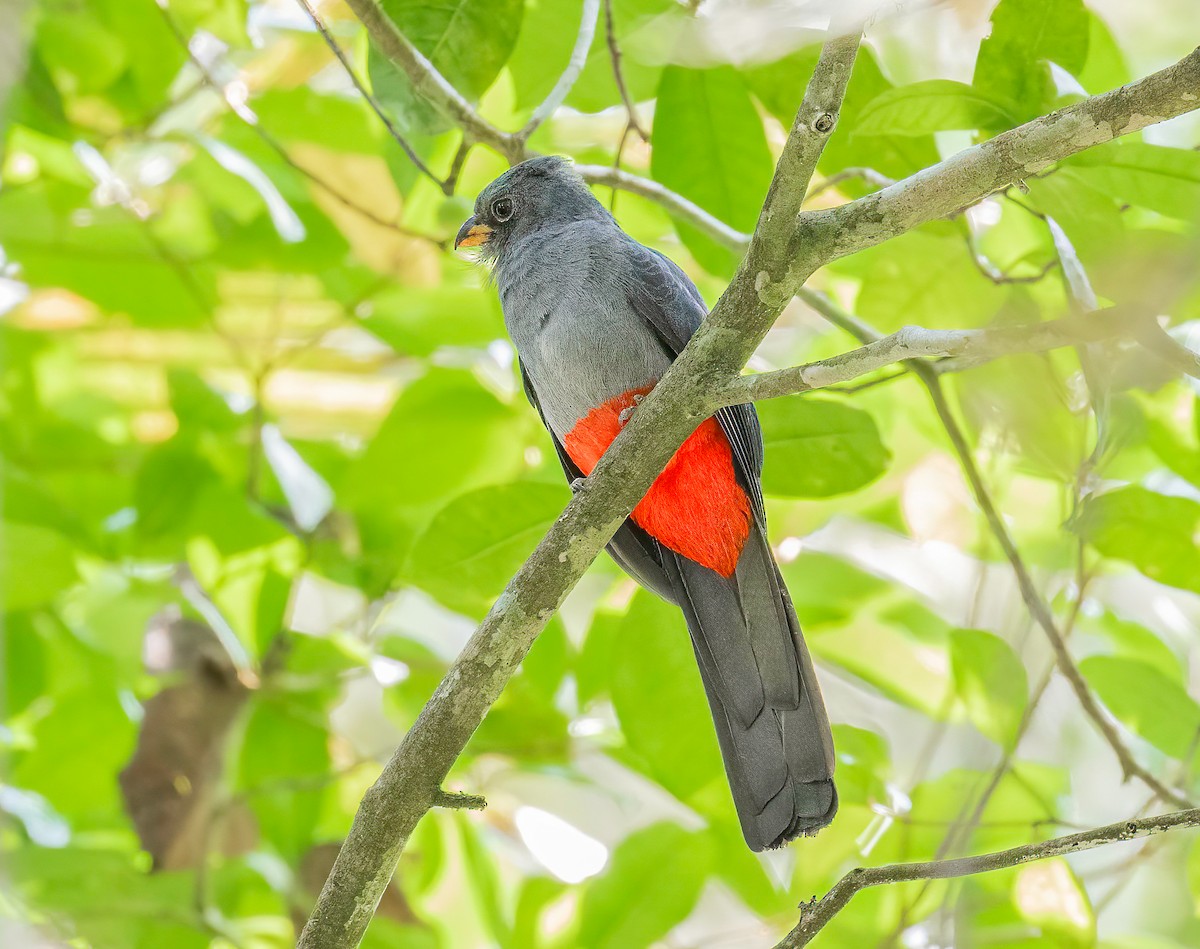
[456, 156, 836, 851]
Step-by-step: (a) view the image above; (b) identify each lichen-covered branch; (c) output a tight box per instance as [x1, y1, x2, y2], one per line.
[793, 46, 1200, 267]
[297, 32, 861, 948]
[775, 808, 1200, 948]
[300, 25, 1200, 948]
[718, 306, 1149, 406]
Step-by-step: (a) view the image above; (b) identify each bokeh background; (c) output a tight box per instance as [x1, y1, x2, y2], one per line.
[3, 0, 1200, 946]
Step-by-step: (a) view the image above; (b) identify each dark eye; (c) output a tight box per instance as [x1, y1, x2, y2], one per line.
[491, 197, 514, 222]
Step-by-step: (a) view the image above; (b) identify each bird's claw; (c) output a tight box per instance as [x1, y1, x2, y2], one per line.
[618, 393, 645, 426]
[569, 477, 587, 494]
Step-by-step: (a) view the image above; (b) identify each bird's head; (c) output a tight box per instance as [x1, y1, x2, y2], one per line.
[454, 156, 608, 259]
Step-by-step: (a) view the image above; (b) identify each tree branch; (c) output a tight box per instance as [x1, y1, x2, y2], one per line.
[775, 808, 1200, 948]
[574, 164, 749, 250]
[294, 0, 441, 187]
[602, 0, 648, 141]
[717, 306, 1149, 406]
[341, 0, 520, 159]
[793, 47, 1200, 268]
[516, 0, 601, 141]
[300, 31, 1200, 948]
[297, 35, 861, 947]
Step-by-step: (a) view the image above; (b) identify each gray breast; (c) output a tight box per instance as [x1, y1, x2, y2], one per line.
[495, 222, 670, 438]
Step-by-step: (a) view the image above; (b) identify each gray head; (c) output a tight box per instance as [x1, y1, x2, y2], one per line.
[454, 156, 612, 260]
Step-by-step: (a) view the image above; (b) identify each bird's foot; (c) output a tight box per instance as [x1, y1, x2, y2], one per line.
[618, 393, 645, 426]
[569, 477, 587, 494]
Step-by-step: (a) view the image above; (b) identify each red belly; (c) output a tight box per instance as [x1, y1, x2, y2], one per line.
[562, 386, 751, 577]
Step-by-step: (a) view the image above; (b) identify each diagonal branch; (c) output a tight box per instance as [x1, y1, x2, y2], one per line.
[341, 0, 520, 159]
[775, 808, 1200, 948]
[716, 305, 1151, 406]
[297, 33, 861, 948]
[294, 0, 442, 186]
[792, 46, 1200, 268]
[516, 0, 601, 141]
[301, 34, 1200, 949]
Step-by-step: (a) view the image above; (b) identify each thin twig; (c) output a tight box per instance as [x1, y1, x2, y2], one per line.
[775, 808, 1200, 948]
[575, 164, 747, 249]
[804, 166, 894, 202]
[343, 0, 519, 159]
[517, 0, 601, 141]
[603, 0, 648, 141]
[155, 1, 439, 242]
[812, 291, 1194, 810]
[294, 0, 441, 186]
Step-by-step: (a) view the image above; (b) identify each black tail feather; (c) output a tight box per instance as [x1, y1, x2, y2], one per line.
[664, 529, 836, 851]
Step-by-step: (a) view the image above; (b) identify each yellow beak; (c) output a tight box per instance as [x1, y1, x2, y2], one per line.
[455, 217, 493, 249]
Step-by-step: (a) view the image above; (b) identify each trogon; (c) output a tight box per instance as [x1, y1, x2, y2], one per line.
[456, 156, 836, 851]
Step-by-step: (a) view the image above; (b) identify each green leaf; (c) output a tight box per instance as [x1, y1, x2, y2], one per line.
[852, 224, 1005, 331]
[650, 65, 771, 274]
[950, 629, 1028, 747]
[456, 814, 512, 945]
[1093, 614, 1182, 684]
[563, 0, 679, 114]
[577, 823, 712, 949]
[1, 522, 78, 610]
[758, 398, 889, 498]
[36, 10, 128, 96]
[608, 591, 723, 801]
[1068, 143, 1200, 222]
[406, 481, 568, 612]
[973, 0, 1090, 121]
[237, 693, 331, 860]
[855, 80, 1017, 136]
[368, 0, 524, 134]
[1076, 12, 1131, 94]
[1080, 656, 1200, 760]
[1075, 485, 1200, 593]
[341, 370, 528, 516]
[747, 46, 939, 188]
[359, 285, 504, 357]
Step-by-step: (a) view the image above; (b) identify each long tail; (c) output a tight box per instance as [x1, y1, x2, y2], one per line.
[662, 527, 837, 851]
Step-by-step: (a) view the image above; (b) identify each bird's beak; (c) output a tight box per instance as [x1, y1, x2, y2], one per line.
[455, 215, 492, 249]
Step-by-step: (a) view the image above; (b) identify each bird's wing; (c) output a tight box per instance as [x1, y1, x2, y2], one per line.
[519, 359, 678, 604]
[622, 242, 766, 520]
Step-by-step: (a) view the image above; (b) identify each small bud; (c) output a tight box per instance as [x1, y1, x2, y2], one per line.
[814, 112, 836, 133]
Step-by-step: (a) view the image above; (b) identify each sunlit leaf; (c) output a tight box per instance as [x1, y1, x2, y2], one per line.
[1081, 656, 1200, 760]
[406, 481, 568, 612]
[650, 65, 772, 274]
[577, 823, 712, 949]
[973, 0, 1090, 121]
[855, 80, 1017, 136]
[758, 398, 889, 498]
[950, 629, 1028, 747]
[1075, 485, 1200, 593]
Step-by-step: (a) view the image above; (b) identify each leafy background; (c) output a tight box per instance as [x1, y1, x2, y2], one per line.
[2, 0, 1200, 946]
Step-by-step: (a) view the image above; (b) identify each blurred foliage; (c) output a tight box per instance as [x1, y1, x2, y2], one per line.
[2, 0, 1200, 947]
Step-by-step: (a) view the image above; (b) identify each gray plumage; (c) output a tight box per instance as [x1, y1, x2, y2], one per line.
[459, 156, 836, 850]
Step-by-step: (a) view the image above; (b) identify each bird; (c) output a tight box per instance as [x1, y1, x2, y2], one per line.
[455, 155, 836, 851]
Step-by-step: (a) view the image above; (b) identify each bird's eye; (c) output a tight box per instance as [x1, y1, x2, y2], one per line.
[491, 197, 514, 222]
